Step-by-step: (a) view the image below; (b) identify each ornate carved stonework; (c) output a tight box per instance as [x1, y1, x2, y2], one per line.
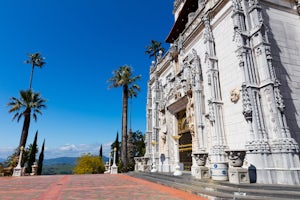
[246, 140, 270, 153]
[274, 80, 285, 113]
[270, 138, 299, 153]
[230, 88, 240, 103]
[241, 84, 252, 121]
[141, 0, 300, 185]
[186, 91, 195, 135]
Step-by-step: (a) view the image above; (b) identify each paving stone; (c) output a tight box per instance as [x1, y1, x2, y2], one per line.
[0, 174, 205, 200]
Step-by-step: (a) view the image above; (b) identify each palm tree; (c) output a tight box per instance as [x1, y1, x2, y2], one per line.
[25, 52, 46, 89]
[127, 87, 139, 166]
[108, 65, 141, 168]
[7, 89, 46, 151]
[145, 40, 165, 64]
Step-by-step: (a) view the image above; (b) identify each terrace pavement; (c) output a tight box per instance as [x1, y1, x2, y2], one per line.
[0, 174, 206, 200]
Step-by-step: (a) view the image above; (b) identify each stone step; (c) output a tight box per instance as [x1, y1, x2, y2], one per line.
[128, 172, 300, 200]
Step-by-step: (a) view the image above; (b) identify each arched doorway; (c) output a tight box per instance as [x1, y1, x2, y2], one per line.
[177, 110, 192, 171]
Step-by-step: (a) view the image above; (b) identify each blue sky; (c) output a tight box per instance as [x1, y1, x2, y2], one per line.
[0, 0, 173, 158]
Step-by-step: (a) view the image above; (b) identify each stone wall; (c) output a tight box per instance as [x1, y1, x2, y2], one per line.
[263, 3, 300, 145]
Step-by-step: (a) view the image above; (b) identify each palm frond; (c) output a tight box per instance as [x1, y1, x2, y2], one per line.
[7, 89, 46, 122]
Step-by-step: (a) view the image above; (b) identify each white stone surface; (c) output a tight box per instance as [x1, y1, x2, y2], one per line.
[142, 0, 300, 185]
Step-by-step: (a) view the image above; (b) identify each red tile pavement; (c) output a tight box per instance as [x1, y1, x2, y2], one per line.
[0, 174, 207, 200]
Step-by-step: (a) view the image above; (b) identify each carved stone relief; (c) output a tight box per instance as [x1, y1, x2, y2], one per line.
[241, 83, 252, 121]
[230, 88, 240, 103]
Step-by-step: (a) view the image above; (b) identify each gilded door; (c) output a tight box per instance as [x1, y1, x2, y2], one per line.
[177, 110, 192, 171]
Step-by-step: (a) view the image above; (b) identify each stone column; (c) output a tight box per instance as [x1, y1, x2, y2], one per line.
[144, 82, 152, 158]
[150, 72, 160, 173]
[191, 49, 206, 152]
[203, 15, 227, 164]
[13, 146, 24, 177]
[231, 0, 272, 184]
[188, 49, 207, 176]
[172, 135, 182, 176]
[111, 147, 118, 174]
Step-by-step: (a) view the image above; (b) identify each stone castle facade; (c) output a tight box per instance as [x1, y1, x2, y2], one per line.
[136, 0, 300, 185]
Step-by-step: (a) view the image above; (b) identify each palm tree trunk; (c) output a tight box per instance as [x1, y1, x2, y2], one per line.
[19, 109, 31, 149]
[29, 64, 34, 89]
[121, 85, 129, 168]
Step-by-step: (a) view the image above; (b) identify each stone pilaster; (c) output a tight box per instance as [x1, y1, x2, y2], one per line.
[232, 0, 271, 183]
[145, 82, 153, 158]
[203, 15, 227, 163]
[231, 0, 300, 184]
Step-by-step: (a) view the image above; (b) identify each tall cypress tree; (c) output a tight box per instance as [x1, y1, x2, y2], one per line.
[99, 144, 103, 159]
[37, 139, 45, 175]
[27, 130, 38, 173]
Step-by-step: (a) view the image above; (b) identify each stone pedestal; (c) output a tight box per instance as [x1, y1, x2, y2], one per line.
[12, 167, 22, 177]
[228, 168, 250, 184]
[193, 152, 210, 179]
[111, 165, 118, 174]
[226, 150, 250, 184]
[110, 147, 118, 174]
[195, 166, 210, 179]
[13, 146, 24, 177]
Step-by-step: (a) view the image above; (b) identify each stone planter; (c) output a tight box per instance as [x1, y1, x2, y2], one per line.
[193, 153, 209, 179]
[225, 150, 249, 184]
[211, 162, 228, 181]
[193, 152, 208, 166]
[225, 150, 246, 167]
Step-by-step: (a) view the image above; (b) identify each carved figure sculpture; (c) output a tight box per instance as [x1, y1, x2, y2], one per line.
[186, 91, 195, 135]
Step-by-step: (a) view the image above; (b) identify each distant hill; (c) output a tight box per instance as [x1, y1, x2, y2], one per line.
[0, 158, 5, 163]
[43, 156, 108, 166]
[41, 156, 108, 175]
[0, 156, 108, 175]
[44, 157, 78, 166]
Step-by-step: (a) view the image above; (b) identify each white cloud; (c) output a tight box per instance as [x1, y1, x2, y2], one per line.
[0, 143, 113, 160]
[59, 144, 77, 151]
[44, 142, 113, 159]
